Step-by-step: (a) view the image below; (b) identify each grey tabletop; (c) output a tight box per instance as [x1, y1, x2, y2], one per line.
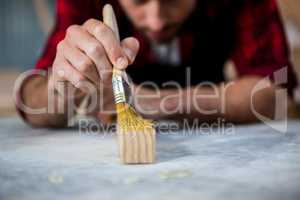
[0, 118, 300, 200]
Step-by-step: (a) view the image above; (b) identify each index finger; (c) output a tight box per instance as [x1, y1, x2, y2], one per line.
[83, 19, 128, 70]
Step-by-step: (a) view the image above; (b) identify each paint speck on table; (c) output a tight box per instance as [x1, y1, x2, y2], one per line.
[48, 171, 64, 185]
[159, 169, 193, 180]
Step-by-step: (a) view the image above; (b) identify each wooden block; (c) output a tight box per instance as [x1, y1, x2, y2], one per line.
[118, 128, 156, 164]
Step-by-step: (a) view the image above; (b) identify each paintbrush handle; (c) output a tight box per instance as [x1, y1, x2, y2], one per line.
[103, 4, 129, 105]
[103, 4, 120, 42]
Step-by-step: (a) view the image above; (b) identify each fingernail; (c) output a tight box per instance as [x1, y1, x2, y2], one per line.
[116, 57, 128, 69]
[123, 48, 134, 62]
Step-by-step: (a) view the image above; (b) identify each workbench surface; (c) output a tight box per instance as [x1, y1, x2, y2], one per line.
[1, 118, 300, 200]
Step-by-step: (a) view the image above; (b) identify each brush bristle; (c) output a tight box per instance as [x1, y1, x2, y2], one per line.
[116, 103, 154, 133]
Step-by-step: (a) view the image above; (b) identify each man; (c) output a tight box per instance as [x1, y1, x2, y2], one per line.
[18, 0, 297, 127]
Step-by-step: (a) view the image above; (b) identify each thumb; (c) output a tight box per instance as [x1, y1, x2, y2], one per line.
[121, 37, 140, 65]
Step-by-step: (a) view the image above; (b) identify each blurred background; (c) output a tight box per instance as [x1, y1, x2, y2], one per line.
[0, 0, 300, 117]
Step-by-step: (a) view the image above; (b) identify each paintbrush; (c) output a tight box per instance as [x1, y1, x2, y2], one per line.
[103, 4, 156, 164]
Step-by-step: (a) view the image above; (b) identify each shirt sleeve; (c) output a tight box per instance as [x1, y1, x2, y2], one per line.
[230, 0, 297, 95]
[35, 0, 97, 70]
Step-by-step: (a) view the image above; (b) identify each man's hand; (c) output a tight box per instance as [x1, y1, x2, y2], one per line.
[49, 19, 140, 109]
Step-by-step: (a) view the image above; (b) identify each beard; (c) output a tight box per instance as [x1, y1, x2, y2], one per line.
[138, 23, 181, 44]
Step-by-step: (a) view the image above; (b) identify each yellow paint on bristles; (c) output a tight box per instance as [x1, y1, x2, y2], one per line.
[116, 103, 154, 134]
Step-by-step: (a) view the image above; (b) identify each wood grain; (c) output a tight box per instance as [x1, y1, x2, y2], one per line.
[118, 128, 156, 164]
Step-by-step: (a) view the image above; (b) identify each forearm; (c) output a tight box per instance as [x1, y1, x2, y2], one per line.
[135, 76, 277, 123]
[186, 76, 276, 123]
[20, 74, 84, 128]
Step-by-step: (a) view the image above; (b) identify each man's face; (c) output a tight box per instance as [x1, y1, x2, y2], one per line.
[118, 0, 196, 43]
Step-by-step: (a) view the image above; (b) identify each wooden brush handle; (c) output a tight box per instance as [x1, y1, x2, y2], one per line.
[103, 4, 120, 43]
[104, 4, 129, 105]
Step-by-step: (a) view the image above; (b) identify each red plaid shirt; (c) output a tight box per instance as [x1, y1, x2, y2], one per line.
[35, 0, 297, 94]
